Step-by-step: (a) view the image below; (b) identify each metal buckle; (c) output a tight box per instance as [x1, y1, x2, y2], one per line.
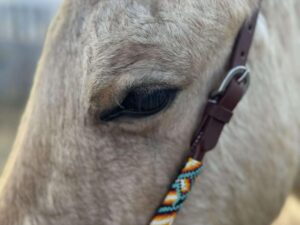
[210, 66, 250, 100]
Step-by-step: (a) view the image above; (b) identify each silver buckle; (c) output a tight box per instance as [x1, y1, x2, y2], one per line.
[210, 66, 250, 100]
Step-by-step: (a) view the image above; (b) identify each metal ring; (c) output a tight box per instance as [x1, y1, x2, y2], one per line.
[210, 66, 250, 99]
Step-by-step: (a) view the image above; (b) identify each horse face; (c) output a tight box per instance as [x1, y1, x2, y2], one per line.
[1, 1, 258, 224]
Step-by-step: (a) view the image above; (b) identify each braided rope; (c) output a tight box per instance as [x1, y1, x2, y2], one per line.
[149, 157, 203, 225]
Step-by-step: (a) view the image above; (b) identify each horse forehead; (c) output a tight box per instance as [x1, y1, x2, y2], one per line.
[79, 1, 245, 77]
[79, 0, 255, 37]
[77, 0, 241, 17]
[71, 0, 259, 22]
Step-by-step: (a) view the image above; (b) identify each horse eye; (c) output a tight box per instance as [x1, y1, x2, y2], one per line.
[100, 88, 178, 121]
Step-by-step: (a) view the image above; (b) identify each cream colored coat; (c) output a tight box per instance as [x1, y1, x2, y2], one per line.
[0, 0, 299, 225]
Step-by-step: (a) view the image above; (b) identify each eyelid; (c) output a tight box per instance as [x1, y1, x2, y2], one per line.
[125, 83, 181, 93]
[100, 88, 178, 121]
[118, 84, 180, 108]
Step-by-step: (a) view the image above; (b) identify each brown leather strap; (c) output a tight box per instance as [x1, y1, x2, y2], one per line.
[191, 81, 247, 160]
[229, 9, 260, 68]
[190, 8, 260, 161]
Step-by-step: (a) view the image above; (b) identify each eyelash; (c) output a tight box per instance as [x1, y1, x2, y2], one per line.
[100, 87, 178, 121]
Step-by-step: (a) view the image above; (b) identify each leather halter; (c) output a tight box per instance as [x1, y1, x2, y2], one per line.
[149, 7, 261, 225]
[191, 9, 260, 161]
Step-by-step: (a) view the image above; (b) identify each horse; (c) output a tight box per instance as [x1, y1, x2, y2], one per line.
[1, 0, 299, 224]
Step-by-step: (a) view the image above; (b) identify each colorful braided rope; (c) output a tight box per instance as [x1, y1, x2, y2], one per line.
[150, 157, 203, 225]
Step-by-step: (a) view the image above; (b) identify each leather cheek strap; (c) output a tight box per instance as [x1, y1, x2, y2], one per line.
[190, 9, 260, 161]
[229, 9, 260, 68]
[191, 80, 247, 161]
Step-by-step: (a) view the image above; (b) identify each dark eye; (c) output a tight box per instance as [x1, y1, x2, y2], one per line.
[100, 88, 178, 121]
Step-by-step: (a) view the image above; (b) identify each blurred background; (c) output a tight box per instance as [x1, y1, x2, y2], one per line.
[0, 0, 299, 224]
[0, 0, 60, 170]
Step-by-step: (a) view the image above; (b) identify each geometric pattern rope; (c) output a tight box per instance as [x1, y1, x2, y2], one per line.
[149, 157, 203, 225]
